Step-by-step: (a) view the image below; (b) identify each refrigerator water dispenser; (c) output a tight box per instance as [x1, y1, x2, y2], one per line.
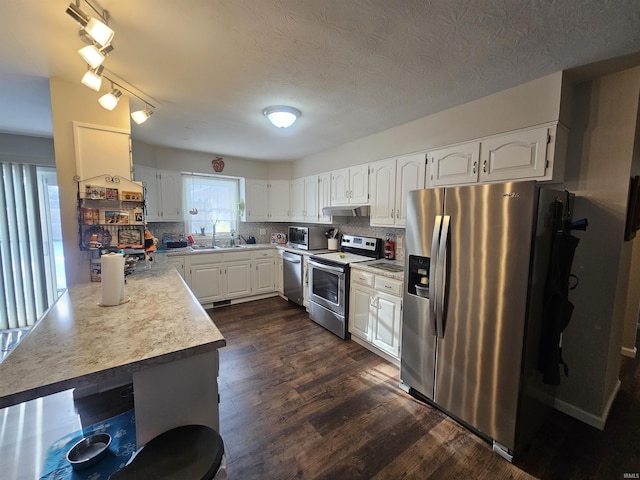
[407, 255, 430, 298]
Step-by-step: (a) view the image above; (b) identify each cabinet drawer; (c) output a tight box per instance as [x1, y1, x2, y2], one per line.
[374, 276, 403, 296]
[187, 253, 222, 266]
[223, 251, 252, 262]
[251, 249, 275, 259]
[352, 270, 374, 287]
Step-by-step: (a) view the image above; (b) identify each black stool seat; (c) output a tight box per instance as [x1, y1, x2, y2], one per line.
[109, 425, 224, 480]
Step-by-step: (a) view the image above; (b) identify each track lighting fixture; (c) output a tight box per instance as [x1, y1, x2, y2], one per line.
[66, 2, 114, 47]
[131, 106, 154, 125]
[263, 106, 302, 128]
[98, 86, 122, 111]
[80, 65, 104, 91]
[78, 44, 113, 69]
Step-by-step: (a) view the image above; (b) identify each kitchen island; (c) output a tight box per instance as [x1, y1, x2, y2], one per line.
[0, 254, 226, 447]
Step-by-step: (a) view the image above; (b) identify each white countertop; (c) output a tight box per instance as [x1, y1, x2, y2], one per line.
[0, 256, 226, 408]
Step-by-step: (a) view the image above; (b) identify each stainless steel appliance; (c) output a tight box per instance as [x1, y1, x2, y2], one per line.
[288, 226, 326, 250]
[308, 235, 382, 339]
[401, 181, 572, 462]
[282, 251, 304, 306]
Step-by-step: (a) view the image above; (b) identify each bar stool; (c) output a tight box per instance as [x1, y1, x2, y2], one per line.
[109, 425, 225, 480]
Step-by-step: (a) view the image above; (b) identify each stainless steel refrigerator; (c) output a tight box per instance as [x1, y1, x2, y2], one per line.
[401, 180, 564, 462]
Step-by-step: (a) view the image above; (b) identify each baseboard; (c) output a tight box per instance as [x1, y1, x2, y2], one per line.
[554, 379, 621, 430]
[622, 346, 637, 358]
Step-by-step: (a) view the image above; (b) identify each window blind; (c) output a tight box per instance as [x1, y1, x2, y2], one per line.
[0, 163, 48, 329]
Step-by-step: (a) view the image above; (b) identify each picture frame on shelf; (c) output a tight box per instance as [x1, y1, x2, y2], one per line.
[134, 211, 144, 222]
[105, 210, 129, 224]
[118, 228, 143, 247]
[85, 185, 106, 199]
[121, 191, 143, 201]
[81, 207, 99, 225]
[106, 187, 119, 201]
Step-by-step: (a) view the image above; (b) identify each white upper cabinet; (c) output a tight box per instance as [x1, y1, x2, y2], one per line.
[331, 164, 369, 205]
[370, 153, 426, 227]
[290, 174, 332, 224]
[427, 141, 481, 187]
[317, 172, 332, 224]
[427, 123, 567, 187]
[134, 165, 182, 222]
[479, 126, 550, 182]
[243, 179, 290, 222]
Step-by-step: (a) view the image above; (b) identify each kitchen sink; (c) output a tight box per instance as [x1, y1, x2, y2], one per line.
[213, 245, 247, 249]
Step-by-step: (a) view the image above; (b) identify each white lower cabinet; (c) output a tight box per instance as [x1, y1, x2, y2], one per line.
[176, 248, 277, 304]
[275, 249, 284, 294]
[349, 270, 403, 363]
[251, 250, 275, 295]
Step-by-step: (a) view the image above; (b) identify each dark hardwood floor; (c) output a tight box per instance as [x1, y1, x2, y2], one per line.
[211, 296, 640, 479]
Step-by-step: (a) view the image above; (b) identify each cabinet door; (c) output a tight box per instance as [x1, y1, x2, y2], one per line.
[168, 256, 185, 279]
[290, 178, 305, 221]
[331, 168, 350, 205]
[304, 175, 318, 222]
[253, 258, 275, 294]
[480, 127, 549, 182]
[428, 141, 480, 187]
[245, 180, 269, 221]
[275, 250, 284, 294]
[370, 158, 396, 227]
[135, 165, 161, 221]
[269, 180, 291, 221]
[225, 261, 252, 298]
[372, 291, 402, 358]
[317, 173, 332, 224]
[349, 164, 370, 204]
[349, 284, 374, 341]
[302, 256, 309, 308]
[159, 170, 182, 221]
[395, 153, 427, 227]
[190, 263, 224, 302]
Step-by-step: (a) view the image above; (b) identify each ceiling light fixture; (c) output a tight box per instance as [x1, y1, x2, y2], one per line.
[80, 65, 104, 91]
[131, 106, 154, 125]
[66, 2, 115, 47]
[98, 85, 122, 111]
[263, 106, 302, 128]
[78, 44, 114, 69]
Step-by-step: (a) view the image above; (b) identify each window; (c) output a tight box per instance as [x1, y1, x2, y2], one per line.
[182, 174, 239, 235]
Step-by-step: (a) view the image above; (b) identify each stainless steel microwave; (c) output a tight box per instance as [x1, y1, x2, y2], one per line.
[288, 226, 327, 250]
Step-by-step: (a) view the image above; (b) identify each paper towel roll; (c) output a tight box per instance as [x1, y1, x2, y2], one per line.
[101, 253, 125, 306]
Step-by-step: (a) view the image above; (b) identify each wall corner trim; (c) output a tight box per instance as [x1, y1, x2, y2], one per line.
[553, 379, 621, 430]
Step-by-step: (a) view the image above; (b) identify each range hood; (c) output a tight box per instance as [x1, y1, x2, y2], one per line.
[322, 205, 370, 217]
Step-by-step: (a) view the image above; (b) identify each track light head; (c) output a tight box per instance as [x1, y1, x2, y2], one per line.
[131, 107, 154, 125]
[66, 2, 114, 47]
[80, 65, 104, 91]
[98, 88, 122, 111]
[78, 44, 113, 69]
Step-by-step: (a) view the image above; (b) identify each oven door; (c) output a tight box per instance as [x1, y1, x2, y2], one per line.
[308, 259, 346, 314]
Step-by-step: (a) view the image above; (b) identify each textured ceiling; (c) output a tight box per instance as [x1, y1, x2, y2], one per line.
[1, 0, 640, 161]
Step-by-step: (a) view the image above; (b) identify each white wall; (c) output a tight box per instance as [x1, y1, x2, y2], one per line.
[292, 72, 564, 178]
[132, 140, 292, 180]
[50, 77, 131, 285]
[556, 67, 640, 425]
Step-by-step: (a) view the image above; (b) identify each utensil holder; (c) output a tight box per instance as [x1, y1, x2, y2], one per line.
[328, 238, 338, 251]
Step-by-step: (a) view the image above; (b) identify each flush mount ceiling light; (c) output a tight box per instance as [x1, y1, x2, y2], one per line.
[263, 106, 302, 128]
[78, 44, 114, 69]
[80, 65, 104, 91]
[66, 2, 115, 47]
[131, 106, 154, 125]
[98, 86, 122, 111]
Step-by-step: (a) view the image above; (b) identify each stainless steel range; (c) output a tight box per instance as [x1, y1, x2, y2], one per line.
[308, 235, 382, 339]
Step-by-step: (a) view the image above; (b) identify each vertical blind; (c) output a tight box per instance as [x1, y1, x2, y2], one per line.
[0, 163, 48, 329]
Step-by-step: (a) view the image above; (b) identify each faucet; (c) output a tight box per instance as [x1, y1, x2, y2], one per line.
[212, 221, 217, 247]
[238, 234, 248, 244]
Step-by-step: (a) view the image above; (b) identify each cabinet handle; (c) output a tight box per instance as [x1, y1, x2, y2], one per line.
[483, 160, 487, 173]
[391, 210, 394, 218]
[396, 209, 400, 219]
[472, 161, 477, 174]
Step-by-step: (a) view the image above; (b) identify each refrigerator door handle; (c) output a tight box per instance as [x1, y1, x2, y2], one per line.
[429, 215, 442, 336]
[435, 215, 450, 339]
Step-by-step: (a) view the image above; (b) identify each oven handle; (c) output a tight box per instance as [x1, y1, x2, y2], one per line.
[308, 260, 345, 274]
